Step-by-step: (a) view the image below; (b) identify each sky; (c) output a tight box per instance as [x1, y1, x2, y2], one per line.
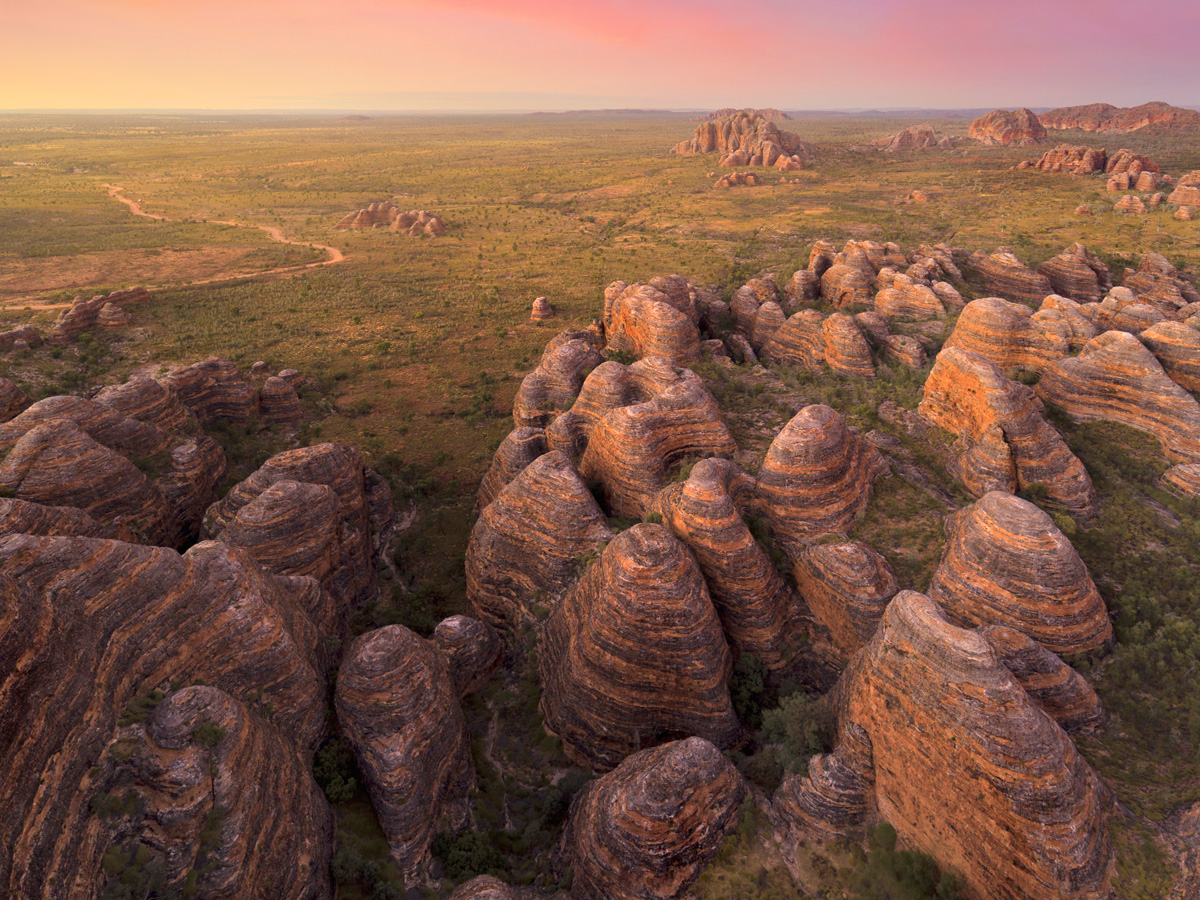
[2, 0, 1199, 111]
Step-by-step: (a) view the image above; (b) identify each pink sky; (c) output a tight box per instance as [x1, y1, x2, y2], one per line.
[2, 0, 1198, 110]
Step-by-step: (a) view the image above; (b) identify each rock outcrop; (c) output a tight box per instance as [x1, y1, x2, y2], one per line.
[877, 123, 940, 152]
[448, 877, 523, 900]
[604, 281, 701, 366]
[0, 378, 30, 422]
[967, 248, 1053, 304]
[476, 426, 547, 509]
[466, 451, 613, 628]
[334, 202, 445, 236]
[94, 375, 190, 432]
[49, 286, 150, 343]
[160, 357, 259, 425]
[513, 329, 606, 428]
[258, 376, 303, 424]
[810, 591, 1114, 900]
[530, 296, 554, 321]
[564, 737, 746, 900]
[1031, 144, 1108, 175]
[1168, 171, 1200, 208]
[1037, 243, 1112, 303]
[335, 625, 473, 882]
[1041, 101, 1200, 134]
[1140, 321, 1200, 392]
[538, 524, 741, 770]
[757, 405, 888, 556]
[919, 347, 1097, 517]
[432, 615, 502, 698]
[968, 108, 1047, 146]
[794, 540, 897, 661]
[1114, 194, 1146, 214]
[670, 109, 812, 170]
[1036, 330, 1200, 463]
[929, 492, 1112, 654]
[821, 314, 876, 378]
[944, 297, 1069, 370]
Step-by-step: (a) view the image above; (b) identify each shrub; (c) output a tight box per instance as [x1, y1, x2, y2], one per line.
[762, 692, 834, 773]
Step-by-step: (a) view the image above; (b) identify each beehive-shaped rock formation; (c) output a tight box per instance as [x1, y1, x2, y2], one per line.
[967, 249, 1054, 304]
[513, 329, 605, 429]
[0, 378, 30, 423]
[1036, 330, 1200, 463]
[821, 314, 876, 378]
[671, 109, 811, 169]
[652, 458, 798, 672]
[160, 357, 259, 425]
[1140, 321, 1200, 392]
[1032, 144, 1108, 175]
[432, 615, 503, 697]
[335, 625, 473, 882]
[334, 202, 445, 236]
[1037, 243, 1112, 303]
[466, 451, 613, 628]
[94, 375, 191, 432]
[539, 525, 741, 770]
[604, 282, 701, 366]
[757, 406, 888, 555]
[1168, 170, 1200, 207]
[795, 541, 897, 661]
[476, 426, 548, 509]
[816, 592, 1114, 900]
[0, 496, 124, 539]
[874, 275, 945, 320]
[49, 286, 149, 343]
[920, 347, 1097, 518]
[945, 297, 1070, 370]
[565, 737, 746, 900]
[259, 375, 303, 424]
[929, 492, 1112, 654]
[760, 309, 827, 371]
[771, 721, 875, 845]
[969, 108, 1047, 145]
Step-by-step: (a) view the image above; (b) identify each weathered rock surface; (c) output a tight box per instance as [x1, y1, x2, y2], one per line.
[513, 329, 606, 428]
[1036, 330, 1200, 463]
[819, 591, 1114, 900]
[1037, 243, 1112, 303]
[477, 426, 547, 509]
[821, 314, 875, 378]
[1032, 144, 1108, 175]
[539, 524, 741, 770]
[466, 451, 612, 629]
[1105, 148, 1160, 175]
[565, 737, 746, 900]
[671, 109, 812, 170]
[49, 286, 149, 343]
[94, 375, 191, 432]
[335, 625, 473, 882]
[874, 274, 945, 320]
[876, 122, 940, 151]
[448, 877, 523, 900]
[920, 347, 1097, 517]
[1169, 171, 1200, 207]
[258, 376, 303, 424]
[0, 393, 171, 457]
[978, 625, 1106, 735]
[1140, 321, 1200, 392]
[0, 324, 42, 351]
[795, 541, 897, 661]
[968, 108, 1047, 145]
[929, 492, 1112, 654]
[0, 534, 332, 900]
[771, 721, 874, 845]
[160, 357, 259, 425]
[1163, 463, 1200, 497]
[967, 248, 1054, 304]
[0, 378, 30, 423]
[432, 615, 502, 697]
[530, 296, 554, 321]
[945, 297, 1070, 370]
[604, 282, 701, 366]
[820, 264, 873, 309]
[757, 405, 888, 556]
[334, 202, 445, 236]
[760, 309, 827, 371]
[1123, 252, 1200, 315]
[652, 458, 799, 672]
[125, 685, 334, 900]
[1114, 194, 1146, 214]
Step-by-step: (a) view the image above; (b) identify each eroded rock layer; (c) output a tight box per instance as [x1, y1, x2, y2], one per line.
[539, 525, 741, 770]
[945, 297, 1070, 370]
[565, 737, 746, 900]
[795, 541, 897, 661]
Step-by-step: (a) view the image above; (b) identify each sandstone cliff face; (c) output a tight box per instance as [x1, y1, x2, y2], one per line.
[1037, 243, 1112, 303]
[967, 249, 1053, 304]
[466, 451, 613, 629]
[817, 591, 1113, 900]
[1041, 101, 1200, 134]
[160, 358, 259, 426]
[0, 534, 332, 899]
[1032, 144, 1108, 175]
[919, 346, 1098, 518]
[757, 406, 888, 556]
[944, 297, 1070, 370]
[1140, 321, 1200, 392]
[336, 625, 473, 882]
[477, 427, 548, 509]
[124, 685, 334, 900]
[513, 330, 606, 429]
[1036, 330, 1200, 463]
[978, 625, 1105, 735]
[604, 282, 701, 366]
[968, 108, 1047, 146]
[432, 615, 502, 698]
[538, 524, 742, 770]
[565, 737, 746, 900]
[929, 492, 1112, 655]
[794, 540, 897, 661]
[652, 458, 800, 673]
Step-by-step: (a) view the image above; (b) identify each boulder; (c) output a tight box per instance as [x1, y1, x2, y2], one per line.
[929, 492, 1112, 654]
[757, 405, 888, 556]
[564, 737, 746, 900]
[335, 625, 473, 882]
[538, 525, 742, 770]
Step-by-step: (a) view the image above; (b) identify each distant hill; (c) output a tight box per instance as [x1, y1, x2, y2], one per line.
[1041, 101, 1200, 134]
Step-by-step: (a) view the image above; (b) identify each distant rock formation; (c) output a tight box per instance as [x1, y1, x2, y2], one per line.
[334, 202, 445, 236]
[781, 591, 1114, 900]
[335, 625, 473, 882]
[1169, 171, 1200, 208]
[875, 122, 940, 151]
[564, 737, 746, 900]
[920, 347, 1098, 518]
[670, 109, 812, 169]
[757, 405, 888, 556]
[1036, 330, 1200, 463]
[1041, 101, 1200, 134]
[530, 296, 553, 321]
[160, 357, 260, 425]
[929, 492, 1112, 654]
[968, 108, 1047, 146]
[1031, 144, 1108, 175]
[713, 170, 765, 186]
[539, 524, 742, 770]
[49, 286, 149, 344]
[702, 107, 790, 121]
[1114, 194, 1146, 214]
